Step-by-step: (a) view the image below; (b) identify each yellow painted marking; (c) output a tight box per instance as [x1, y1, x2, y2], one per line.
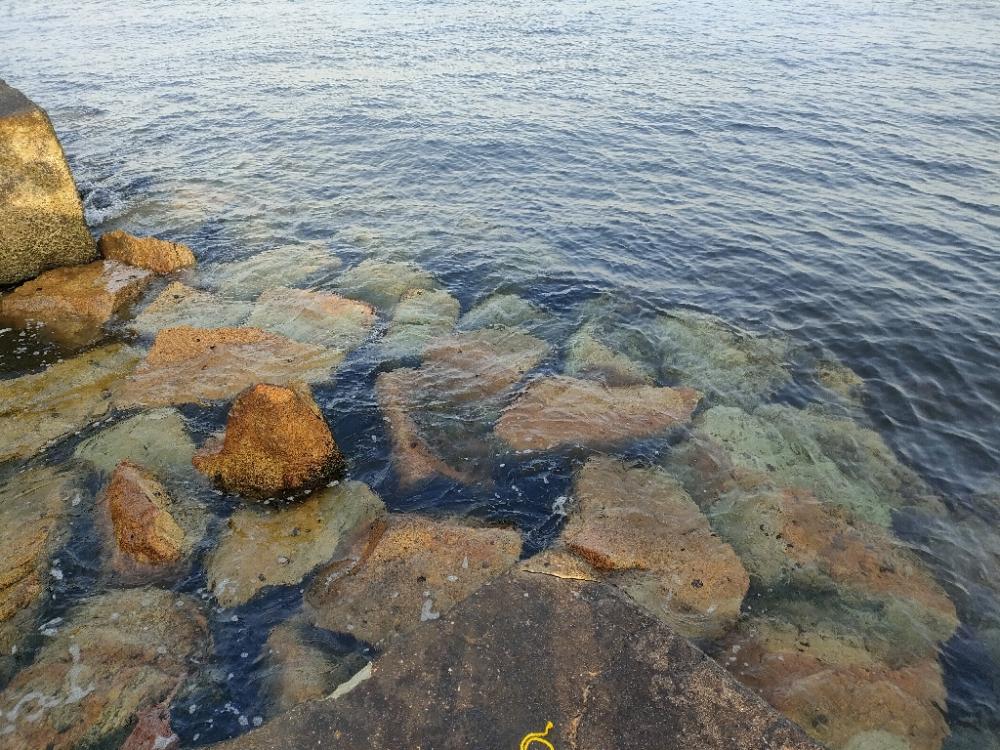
[519, 721, 555, 750]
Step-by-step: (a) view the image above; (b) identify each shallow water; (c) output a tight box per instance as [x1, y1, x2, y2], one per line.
[2, 0, 999, 746]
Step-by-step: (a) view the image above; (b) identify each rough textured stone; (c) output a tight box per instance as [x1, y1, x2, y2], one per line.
[104, 461, 185, 567]
[380, 287, 460, 360]
[0, 79, 96, 285]
[0, 260, 152, 347]
[718, 615, 949, 750]
[0, 467, 78, 682]
[73, 408, 196, 476]
[334, 258, 437, 310]
[0, 588, 207, 750]
[217, 572, 822, 750]
[557, 456, 748, 638]
[377, 329, 550, 486]
[564, 323, 655, 386]
[120, 705, 179, 750]
[131, 282, 251, 335]
[205, 244, 341, 300]
[193, 383, 345, 501]
[207, 481, 385, 607]
[305, 515, 521, 646]
[246, 287, 375, 350]
[115, 327, 343, 408]
[496, 376, 701, 452]
[98, 230, 195, 274]
[815, 358, 865, 403]
[0, 342, 141, 463]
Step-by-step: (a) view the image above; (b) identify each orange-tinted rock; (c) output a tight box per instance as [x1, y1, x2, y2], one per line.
[104, 460, 184, 567]
[558, 456, 748, 638]
[496, 376, 701, 451]
[115, 326, 343, 407]
[193, 383, 345, 501]
[98, 230, 196, 274]
[305, 515, 521, 646]
[120, 705, 179, 750]
[0, 259, 152, 346]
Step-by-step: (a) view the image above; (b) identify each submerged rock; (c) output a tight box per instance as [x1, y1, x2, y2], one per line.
[193, 383, 345, 501]
[205, 244, 341, 300]
[334, 259, 437, 310]
[0, 467, 78, 682]
[717, 614, 949, 750]
[556, 456, 748, 639]
[98, 230, 195, 275]
[246, 287, 375, 350]
[0, 79, 96, 285]
[496, 376, 701, 452]
[220, 572, 821, 750]
[131, 282, 251, 336]
[115, 327, 343, 408]
[377, 329, 550, 486]
[650, 310, 790, 407]
[305, 515, 521, 646]
[207, 481, 385, 608]
[103, 461, 185, 568]
[815, 358, 865, 403]
[457, 293, 547, 332]
[380, 288, 460, 360]
[0, 588, 207, 750]
[73, 408, 196, 477]
[564, 322, 655, 386]
[0, 260, 152, 347]
[0, 342, 141, 463]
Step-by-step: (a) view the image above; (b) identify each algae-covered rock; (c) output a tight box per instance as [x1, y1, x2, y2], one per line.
[650, 310, 790, 407]
[0, 588, 208, 750]
[131, 282, 251, 336]
[0, 260, 152, 347]
[98, 230, 196, 275]
[205, 244, 341, 300]
[380, 288, 460, 360]
[246, 287, 375, 351]
[496, 376, 701, 452]
[193, 382, 345, 501]
[115, 327, 343, 408]
[334, 259, 437, 310]
[0, 342, 141, 463]
[73, 408, 196, 476]
[558, 456, 748, 639]
[207, 481, 385, 607]
[305, 515, 521, 646]
[0, 79, 96, 285]
[457, 293, 547, 332]
[0, 467, 79, 682]
[564, 322, 655, 386]
[816, 357, 866, 404]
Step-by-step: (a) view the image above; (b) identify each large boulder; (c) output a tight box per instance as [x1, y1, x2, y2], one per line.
[214, 572, 822, 750]
[0, 259, 152, 347]
[0, 79, 96, 285]
[98, 230, 195, 275]
[193, 382, 346, 501]
[0, 588, 208, 750]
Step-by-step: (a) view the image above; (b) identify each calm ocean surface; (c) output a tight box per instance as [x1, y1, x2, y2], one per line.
[3, 0, 999, 744]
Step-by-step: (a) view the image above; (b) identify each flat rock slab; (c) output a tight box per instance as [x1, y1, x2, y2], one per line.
[73, 407, 196, 476]
[204, 244, 342, 300]
[219, 572, 821, 750]
[246, 287, 375, 351]
[334, 258, 437, 310]
[131, 282, 252, 336]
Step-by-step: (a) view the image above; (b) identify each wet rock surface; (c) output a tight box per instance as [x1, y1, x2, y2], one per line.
[0, 79, 96, 285]
[557, 456, 749, 639]
[334, 258, 437, 310]
[193, 383, 346, 501]
[98, 230, 196, 275]
[564, 322, 655, 386]
[0, 260, 152, 347]
[207, 481, 385, 607]
[380, 287, 460, 359]
[73, 408, 196, 476]
[305, 515, 521, 646]
[0, 588, 208, 750]
[115, 327, 343, 407]
[457, 292, 548, 333]
[103, 460, 185, 568]
[131, 282, 252, 335]
[496, 375, 701, 451]
[246, 287, 375, 351]
[204, 244, 341, 300]
[0, 342, 141, 463]
[218, 572, 822, 750]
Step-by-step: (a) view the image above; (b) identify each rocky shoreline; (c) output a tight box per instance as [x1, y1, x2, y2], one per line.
[0, 79, 974, 750]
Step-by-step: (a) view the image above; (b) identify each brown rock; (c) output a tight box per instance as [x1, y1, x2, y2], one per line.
[193, 382, 345, 501]
[104, 460, 184, 567]
[120, 705, 179, 750]
[557, 456, 748, 638]
[98, 230, 196, 274]
[305, 515, 521, 646]
[0, 79, 96, 285]
[115, 326, 343, 407]
[496, 376, 701, 451]
[0, 260, 152, 347]
[215, 572, 822, 750]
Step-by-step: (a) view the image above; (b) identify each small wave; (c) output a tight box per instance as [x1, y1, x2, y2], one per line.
[79, 183, 128, 227]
